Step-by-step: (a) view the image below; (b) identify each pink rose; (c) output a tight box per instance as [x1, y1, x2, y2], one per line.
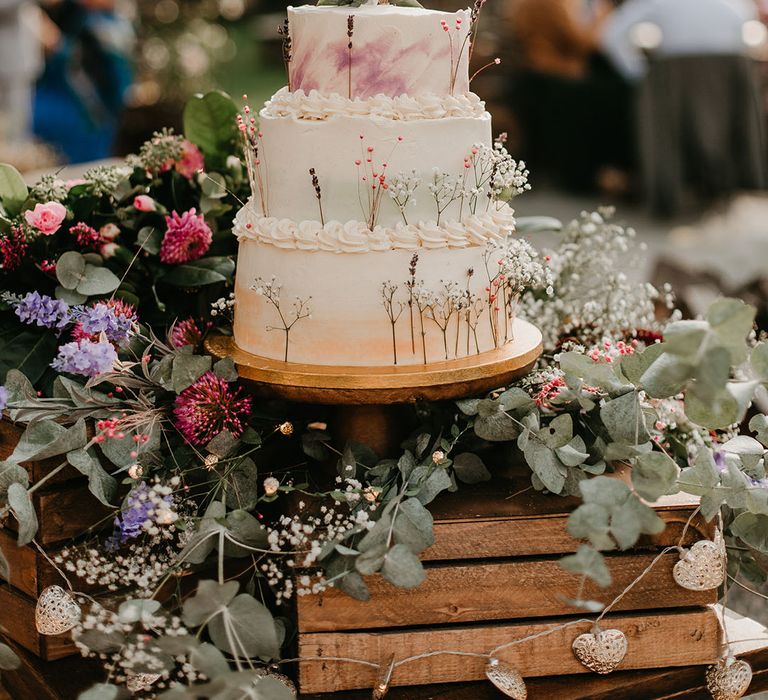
[134, 195, 157, 212]
[100, 242, 119, 259]
[99, 223, 121, 241]
[24, 202, 67, 235]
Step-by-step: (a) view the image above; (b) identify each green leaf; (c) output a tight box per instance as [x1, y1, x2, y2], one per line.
[523, 440, 566, 494]
[620, 342, 664, 384]
[171, 353, 212, 393]
[136, 227, 161, 255]
[639, 350, 694, 398]
[213, 357, 238, 381]
[117, 599, 162, 624]
[66, 448, 117, 506]
[77, 265, 121, 296]
[8, 482, 38, 545]
[473, 407, 520, 441]
[208, 593, 281, 660]
[559, 352, 624, 393]
[11, 418, 88, 462]
[452, 453, 491, 484]
[55, 286, 87, 305]
[206, 430, 239, 458]
[161, 256, 235, 287]
[538, 414, 573, 449]
[632, 452, 679, 501]
[456, 398, 481, 416]
[223, 509, 268, 556]
[498, 387, 536, 415]
[56, 251, 86, 290]
[355, 543, 387, 576]
[561, 545, 611, 587]
[722, 436, 765, 470]
[182, 580, 240, 627]
[381, 544, 426, 588]
[750, 414, 768, 448]
[685, 384, 740, 430]
[707, 298, 755, 365]
[224, 457, 259, 510]
[0, 164, 28, 216]
[0, 330, 59, 384]
[732, 512, 768, 552]
[190, 642, 230, 679]
[183, 91, 239, 169]
[556, 435, 590, 467]
[392, 497, 434, 553]
[77, 684, 129, 700]
[601, 391, 649, 444]
[415, 467, 452, 505]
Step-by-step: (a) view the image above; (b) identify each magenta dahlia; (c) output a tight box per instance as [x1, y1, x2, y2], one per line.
[173, 371, 253, 446]
[0, 226, 28, 272]
[69, 222, 103, 251]
[159, 209, 212, 265]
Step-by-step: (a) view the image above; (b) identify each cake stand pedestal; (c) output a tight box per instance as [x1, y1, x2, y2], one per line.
[205, 318, 543, 455]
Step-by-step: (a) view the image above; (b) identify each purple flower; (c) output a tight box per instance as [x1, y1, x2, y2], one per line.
[51, 338, 117, 377]
[713, 450, 727, 473]
[0, 386, 7, 412]
[106, 482, 174, 550]
[73, 302, 134, 346]
[13, 291, 70, 330]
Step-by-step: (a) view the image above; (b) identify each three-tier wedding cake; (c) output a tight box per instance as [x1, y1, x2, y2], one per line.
[232, 1, 531, 367]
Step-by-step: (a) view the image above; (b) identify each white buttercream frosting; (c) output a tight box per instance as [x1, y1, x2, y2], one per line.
[262, 87, 487, 122]
[234, 203, 516, 253]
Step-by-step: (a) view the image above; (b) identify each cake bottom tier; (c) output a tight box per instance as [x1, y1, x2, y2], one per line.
[233, 240, 518, 367]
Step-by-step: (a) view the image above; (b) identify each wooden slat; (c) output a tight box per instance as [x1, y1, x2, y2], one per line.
[4, 481, 113, 545]
[0, 529, 42, 598]
[424, 468, 711, 561]
[298, 608, 720, 694]
[0, 584, 76, 660]
[298, 551, 714, 632]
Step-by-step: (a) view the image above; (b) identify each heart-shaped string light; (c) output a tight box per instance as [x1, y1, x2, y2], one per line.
[126, 673, 161, 693]
[572, 626, 628, 674]
[485, 658, 527, 699]
[705, 657, 752, 700]
[35, 585, 82, 636]
[673, 539, 725, 591]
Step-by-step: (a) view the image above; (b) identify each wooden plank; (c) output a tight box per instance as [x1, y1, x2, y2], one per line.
[298, 551, 714, 632]
[0, 583, 77, 660]
[0, 528, 41, 598]
[425, 467, 712, 561]
[4, 481, 113, 546]
[0, 419, 81, 486]
[298, 608, 720, 694]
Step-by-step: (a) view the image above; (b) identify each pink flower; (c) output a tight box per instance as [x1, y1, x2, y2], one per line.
[170, 317, 211, 349]
[24, 202, 67, 235]
[134, 195, 157, 212]
[100, 242, 119, 259]
[173, 371, 252, 446]
[100, 223, 121, 241]
[159, 209, 212, 265]
[0, 226, 28, 272]
[175, 140, 205, 179]
[69, 222, 102, 251]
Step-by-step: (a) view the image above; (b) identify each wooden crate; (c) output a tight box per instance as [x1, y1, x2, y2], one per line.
[296, 467, 720, 694]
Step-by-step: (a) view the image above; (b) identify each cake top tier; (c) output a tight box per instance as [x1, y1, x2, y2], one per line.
[287, 4, 472, 99]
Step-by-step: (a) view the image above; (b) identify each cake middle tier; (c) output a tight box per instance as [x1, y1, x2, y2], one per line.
[253, 109, 493, 227]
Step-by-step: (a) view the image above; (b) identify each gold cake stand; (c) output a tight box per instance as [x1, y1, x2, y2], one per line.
[205, 318, 542, 454]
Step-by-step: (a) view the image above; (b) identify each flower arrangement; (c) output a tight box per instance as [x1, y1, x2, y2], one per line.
[1, 93, 768, 700]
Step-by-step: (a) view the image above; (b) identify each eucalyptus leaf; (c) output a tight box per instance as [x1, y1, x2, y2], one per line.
[118, 599, 162, 624]
[732, 512, 768, 552]
[392, 497, 434, 553]
[223, 509, 268, 556]
[600, 391, 649, 444]
[750, 414, 768, 448]
[190, 642, 230, 679]
[355, 543, 387, 575]
[161, 257, 235, 287]
[10, 418, 87, 462]
[473, 407, 520, 441]
[182, 580, 239, 627]
[555, 435, 590, 467]
[522, 440, 566, 494]
[0, 329, 59, 384]
[415, 467, 452, 505]
[56, 251, 86, 290]
[213, 356, 238, 381]
[77, 684, 130, 700]
[55, 286, 88, 305]
[7, 482, 38, 545]
[560, 544, 611, 587]
[639, 350, 694, 398]
[171, 353, 212, 392]
[381, 544, 426, 588]
[77, 265, 121, 296]
[0, 642, 19, 671]
[707, 297, 755, 364]
[452, 452, 491, 484]
[136, 226, 162, 254]
[632, 452, 679, 501]
[208, 593, 281, 660]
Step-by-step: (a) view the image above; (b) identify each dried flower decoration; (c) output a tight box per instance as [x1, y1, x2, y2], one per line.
[252, 276, 312, 362]
[355, 135, 402, 229]
[441, 13, 471, 95]
[309, 168, 325, 225]
[347, 15, 355, 98]
[381, 281, 405, 364]
[278, 18, 293, 90]
[238, 96, 269, 217]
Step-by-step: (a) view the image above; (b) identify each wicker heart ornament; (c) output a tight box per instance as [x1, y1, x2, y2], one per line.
[126, 673, 161, 693]
[673, 540, 725, 591]
[705, 658, 752, 700]
[35, 585, 81, 635]
[485, 658, 527, 699]
[572, 628, 628, 674]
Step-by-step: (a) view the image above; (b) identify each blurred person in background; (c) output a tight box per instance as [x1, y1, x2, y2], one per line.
[0, 0, 43, 143]
[33, 0, 135, 163]
[602, 0, 766, 215]
[510, 0, 635, 195]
